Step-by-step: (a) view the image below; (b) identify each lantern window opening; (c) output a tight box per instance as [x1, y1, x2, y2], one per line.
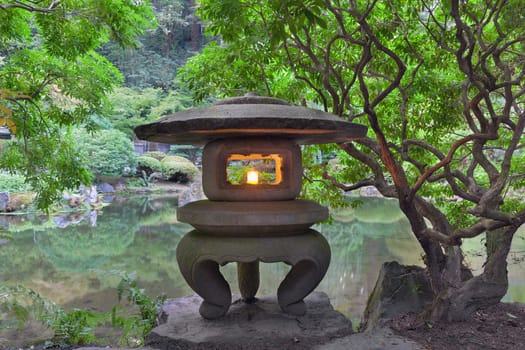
[226, 153, 283, 186]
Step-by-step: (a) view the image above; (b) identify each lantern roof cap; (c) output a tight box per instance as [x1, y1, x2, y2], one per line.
[134, 94, 367, 145]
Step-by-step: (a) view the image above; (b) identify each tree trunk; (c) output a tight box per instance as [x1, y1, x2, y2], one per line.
[190, 21, 201, 51]
[189, 0, 200, 51]
[430, 227, 515, 322]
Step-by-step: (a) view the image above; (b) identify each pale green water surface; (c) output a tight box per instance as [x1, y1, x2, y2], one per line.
[0, 195, 523, 343]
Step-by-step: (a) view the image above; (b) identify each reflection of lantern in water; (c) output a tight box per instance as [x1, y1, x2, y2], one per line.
[246, 170, 259, 185]
[134, 93, 366, 319]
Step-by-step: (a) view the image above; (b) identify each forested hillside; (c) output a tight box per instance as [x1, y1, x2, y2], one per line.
[100, 0, 204, 89]
[101, 0, 208, 140]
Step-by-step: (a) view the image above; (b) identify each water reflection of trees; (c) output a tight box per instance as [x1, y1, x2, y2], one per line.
[0, 229, 49, 280]
[0, 196, 196, 310]
[331, 197, 406, 223]
[319, 218, 414, 283]
[319, 219, 410, 254]
[35, 196, 190, 273]
[0, 195, 425, 320]
[316, 203, 420, 320]
[36, 203, 142, 272]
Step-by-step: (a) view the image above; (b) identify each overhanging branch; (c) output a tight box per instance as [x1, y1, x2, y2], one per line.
[409, 133, 497, 201]
[0, 0, 60, 13]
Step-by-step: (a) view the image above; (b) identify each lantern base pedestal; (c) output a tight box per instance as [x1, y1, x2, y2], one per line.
[176, 229, 330, 319]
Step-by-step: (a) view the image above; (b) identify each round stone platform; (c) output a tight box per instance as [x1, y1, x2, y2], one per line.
[177, 199, 328, 236]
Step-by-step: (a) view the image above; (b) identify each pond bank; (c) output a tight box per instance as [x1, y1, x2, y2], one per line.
[0, 180, 193, 213]
[71, 296, 525, 350]
[72, 292, 426, 350]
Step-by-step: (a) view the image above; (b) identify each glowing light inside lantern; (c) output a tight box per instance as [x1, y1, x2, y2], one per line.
[226, 153, 283, 185]
[246, 170, 259, 185]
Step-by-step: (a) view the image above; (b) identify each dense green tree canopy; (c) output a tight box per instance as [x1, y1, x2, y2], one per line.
[0, 0, 156, 208]
[179, 0, 525, 321]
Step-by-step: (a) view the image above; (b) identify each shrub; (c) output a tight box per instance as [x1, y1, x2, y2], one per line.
[0, 172, 32, 192]
[137, 156, 162, 176]
[143, 151, 166, 161]
[160, 155, 192, 164]
[74, 128, 138, 176]
[161, 159, 199, 183]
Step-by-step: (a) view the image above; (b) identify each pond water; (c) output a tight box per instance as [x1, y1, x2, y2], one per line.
[1, 195, 524, 336]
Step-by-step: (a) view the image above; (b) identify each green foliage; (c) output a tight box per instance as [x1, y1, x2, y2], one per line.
[51, 309, 101, 345]
[168, 145, 202, 164]
[1, 129, 93, 209]
[143, 151, 167, 161]
[74, 128, 138, 177]
[31, 0, 156, 57]
[98, 0, 204, 89]
[108, 87, 161, 136]
[108, 86, 195, 137]
[160, 156, 199, 183]
[0, 171, 31, 192]
[226, 164, 250, 185]
[184, 0, 525, 227]
[178, 41, 267, 101]
[0, 286, 55, 344]
[114, 272, 166, 343]
[0, 0, 156, 209]
[160, 155, 192, 164]
[226, 164, 276, 185]
[300, 145, 348, 209]
[138, 156, 162, 171]
[1, 274, 166, 347]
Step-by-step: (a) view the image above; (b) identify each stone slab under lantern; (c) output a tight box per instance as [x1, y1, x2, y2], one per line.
[145, 291, 354, 349]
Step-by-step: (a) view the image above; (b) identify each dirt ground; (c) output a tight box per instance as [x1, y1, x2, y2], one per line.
[387, 302, 525, 350]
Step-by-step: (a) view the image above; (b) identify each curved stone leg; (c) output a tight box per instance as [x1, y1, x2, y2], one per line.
[176, 229, 330, 319]
[176, 232, 232, 319]
[195, 260, 232, 319]
[276, 260, 317, 315]
[277, 233, 330, 316]
[237, 261, 259, 303]
[178, 257, 232, 319]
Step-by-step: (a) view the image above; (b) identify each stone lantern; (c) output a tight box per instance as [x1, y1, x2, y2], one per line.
[134, 94, 366, 319]
[0, 126, 11, 140]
